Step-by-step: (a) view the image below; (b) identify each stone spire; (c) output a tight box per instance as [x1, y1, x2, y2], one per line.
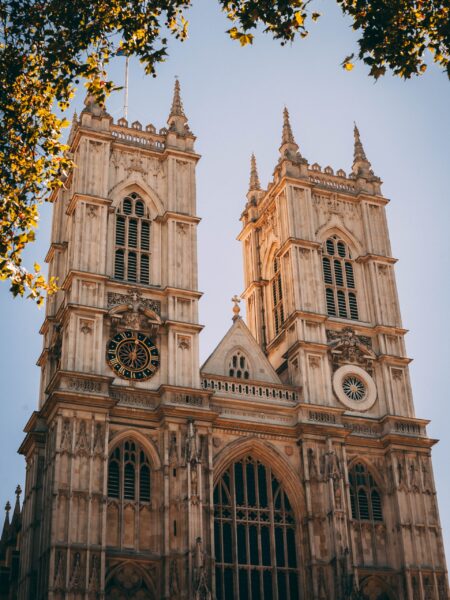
[352, 123, 373, 177]
[168, 78, 189, 134]
[249, 153, 261, 191]
[278, 107, 303, 166]
[1, 502, 10, 544]
[13, 485, 21, 519]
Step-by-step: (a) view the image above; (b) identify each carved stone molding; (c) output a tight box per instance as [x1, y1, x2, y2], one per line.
[327, 327, 376, 373]
[107, 289, 161, 315]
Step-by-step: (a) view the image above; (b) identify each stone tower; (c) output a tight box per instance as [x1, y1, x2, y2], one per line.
[17, 82, 211, 600]
[11, 95, 448, 600]
[236, 109, 449, 599]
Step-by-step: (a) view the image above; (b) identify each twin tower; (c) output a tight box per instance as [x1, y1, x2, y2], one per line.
[5, 82, 448, 599]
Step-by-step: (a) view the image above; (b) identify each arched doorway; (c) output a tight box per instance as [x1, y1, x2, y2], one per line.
[214, 455, 300, 599]
[105, 562, 155, 600]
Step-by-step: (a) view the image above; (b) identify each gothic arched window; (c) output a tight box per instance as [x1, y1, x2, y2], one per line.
[271, 257, 284, 336]
[214, 456, 299, 599]
[107, 439, 151, 504]
[349, 462, 383, 522]
[322, 236, 359, 320]
[228, 351, 250, 379]
[114, 193, 151, 284]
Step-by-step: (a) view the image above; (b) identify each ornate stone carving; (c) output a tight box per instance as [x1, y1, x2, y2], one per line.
[86, 204, 98, 218]
[307, 448, 319, 480]
[184, 420, 199, 465]
[327, 327, 376, 373]
[169, 559, 180, 596]
[93, 423, 104, 453]
[54, 550, 65, 591]
[193, 538, 212, 600]
[107, 289, 161, 315]
[69, 378, 102, 393]
[80, 319, 93, 334]
[177, 335, 191, 350]
[60, 419, 72, 452]
[169, 432, 178, 464]
[88, 555, 99, 595]
[75, 420, 90, 454]
[69, 552, 82, 590]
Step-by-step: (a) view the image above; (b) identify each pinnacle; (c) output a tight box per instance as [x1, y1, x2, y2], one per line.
[281, 107, 297, 148]
[169, 78, 186, 119]
[352, 122, 373, 177]
[279, 106, 301, 161]
[249, 153, 261, 191]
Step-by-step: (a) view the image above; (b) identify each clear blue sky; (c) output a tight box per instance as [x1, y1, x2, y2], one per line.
[1, 0, 449, 560]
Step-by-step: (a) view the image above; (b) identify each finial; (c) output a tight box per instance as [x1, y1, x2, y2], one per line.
[231, 295, 241, 321]
[249, 153, 261, 191]
[169, 78, 186, 119]
[352, 122, 373, 177]
[279, 106, 301, 160]
[281, 107, 296, 147]
[4, 502, 10, 515]
[13, 485, 21, 515]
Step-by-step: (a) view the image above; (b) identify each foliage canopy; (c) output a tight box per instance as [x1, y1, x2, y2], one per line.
[0, 0, 449, 302]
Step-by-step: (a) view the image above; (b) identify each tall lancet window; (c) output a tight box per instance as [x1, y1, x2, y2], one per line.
[349, 462, 383, 522]
[114, 193, 151, 284]
[322, 236, 359, 320]
[214, 457, 299, 600]
[107, 439, 151, 504]
[271, 257, 284, 336]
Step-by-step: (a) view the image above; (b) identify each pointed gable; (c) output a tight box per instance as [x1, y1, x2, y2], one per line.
[201, 318, 281, 384]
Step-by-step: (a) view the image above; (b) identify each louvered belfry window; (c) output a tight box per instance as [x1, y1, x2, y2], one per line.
[214, 456, 299, 599]
[107, 440, 151, 504]
[271, 258, 284, 336]
[322, 236, 359, 320]
[349, 462, 383, 522]
[114, 193, 151, 284]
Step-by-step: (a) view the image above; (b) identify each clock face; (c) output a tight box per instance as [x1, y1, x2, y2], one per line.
[106, 330, 160, 381]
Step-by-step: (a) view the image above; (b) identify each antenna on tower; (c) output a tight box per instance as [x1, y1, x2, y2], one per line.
[116, 47, 129, 119]
[123, 55, 129, 120]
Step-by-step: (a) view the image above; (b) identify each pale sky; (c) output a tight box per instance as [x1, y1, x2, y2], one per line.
[1, 0, 449, 561]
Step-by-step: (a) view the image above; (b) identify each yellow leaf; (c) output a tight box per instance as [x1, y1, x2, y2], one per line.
[34, 262, 41, 272]
[294, 12, 304, 26]
[344, 62, 354, 71]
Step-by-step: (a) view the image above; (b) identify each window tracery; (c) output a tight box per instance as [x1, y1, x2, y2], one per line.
[322, 236, 359, 320]
[107, 439, 151, 504]
[228, 351, 250, 379]
[349, 462, 383, 522]
[214, 456, 299, 599]
[114, 193, 151, 284]
[271, 257, 284, 336]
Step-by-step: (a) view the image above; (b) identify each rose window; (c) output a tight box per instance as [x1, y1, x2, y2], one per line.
[342, 375, 366, 401]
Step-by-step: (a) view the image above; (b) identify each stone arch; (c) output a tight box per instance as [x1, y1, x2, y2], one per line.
[110, 177, 164, 218]
[261, 240, 280, 280]
[109, 430, 162, 471]
[346, 455, 386, 493]
[359, 574, 397, 600]
[316, 218, 363, 258]
[213, 436, 305, 519]
[105, 560, 157, 600]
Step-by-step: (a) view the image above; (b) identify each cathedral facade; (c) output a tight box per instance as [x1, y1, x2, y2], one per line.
[4, 83, 448, 599]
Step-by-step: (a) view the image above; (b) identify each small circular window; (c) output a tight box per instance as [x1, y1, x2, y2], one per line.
[333, 365, 377, 411]
[342, 375, 366, 401]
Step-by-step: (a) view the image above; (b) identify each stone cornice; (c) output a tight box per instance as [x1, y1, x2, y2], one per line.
[357, 253, 398, 265]
[278, 237, 321, 258]
[45, 241, 67, 264]
[66, 192, 111, 216]
[154, 211, 201, 225]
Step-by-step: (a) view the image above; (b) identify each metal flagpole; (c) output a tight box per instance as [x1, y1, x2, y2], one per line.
[124, 55, 129, 120]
